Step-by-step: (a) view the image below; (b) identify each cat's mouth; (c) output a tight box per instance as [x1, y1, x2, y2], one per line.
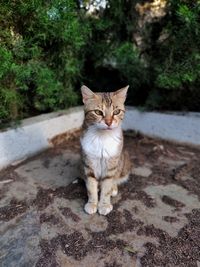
[103, 126, 113, 130]
[96, 123, 117, 130]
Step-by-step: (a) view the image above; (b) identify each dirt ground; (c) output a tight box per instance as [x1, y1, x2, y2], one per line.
[0, 130, 200, 267]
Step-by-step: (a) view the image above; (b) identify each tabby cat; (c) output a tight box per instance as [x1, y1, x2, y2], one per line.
[80, 85, 131, 215]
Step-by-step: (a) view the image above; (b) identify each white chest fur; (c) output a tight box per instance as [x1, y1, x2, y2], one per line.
[81, 126, 122, 178]
[81, 126, 122, 158]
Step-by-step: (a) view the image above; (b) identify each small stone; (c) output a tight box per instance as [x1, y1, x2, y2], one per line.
[153, 146, 158, 151]
[0, 179, 13, 184]
[132, 166, 152, 177]
[11, 157, 27, 166]
[86, 215, 108, 232]
[153, 145, 164, 151]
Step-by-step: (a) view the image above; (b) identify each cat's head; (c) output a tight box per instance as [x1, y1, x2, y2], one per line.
[81, 85, 129, 130]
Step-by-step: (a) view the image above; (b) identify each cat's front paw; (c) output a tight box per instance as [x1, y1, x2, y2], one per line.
[84, 202, 97, 214]
[98, 203, 113, 215]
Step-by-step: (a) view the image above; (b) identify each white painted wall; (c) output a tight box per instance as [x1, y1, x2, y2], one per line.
[0, 106, 200, 170]
[0, 107, 84, 169]
[123, 107, 200, 146]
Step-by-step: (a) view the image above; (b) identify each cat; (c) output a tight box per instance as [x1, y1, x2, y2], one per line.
[80, 85, 131, 215]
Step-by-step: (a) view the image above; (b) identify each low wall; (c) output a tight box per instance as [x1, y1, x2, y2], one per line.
[0, 107, 84, 170]
[0, 106, 200, 169]
[123, 107, 200, 146]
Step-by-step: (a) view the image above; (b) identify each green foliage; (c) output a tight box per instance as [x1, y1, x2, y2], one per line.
[0, 0, 89, 125]
[0, 47, 13, 79]
[94, 0, 200, 110]
[0, 88, 19, 122]
[1, 0, 200, 126]
[148, 0, 200, 110]
[82, 0, 150, 103]
[113, 43, 148, 89]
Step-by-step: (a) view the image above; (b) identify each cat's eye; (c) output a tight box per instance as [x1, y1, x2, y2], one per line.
[113, 109, 121, 115]
[95, 109, 103, 116]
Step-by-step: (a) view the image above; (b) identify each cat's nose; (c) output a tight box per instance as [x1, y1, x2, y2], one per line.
[105, 119, 112, 126]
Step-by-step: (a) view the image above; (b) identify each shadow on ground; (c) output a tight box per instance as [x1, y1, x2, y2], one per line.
[0, 131, 200, 267]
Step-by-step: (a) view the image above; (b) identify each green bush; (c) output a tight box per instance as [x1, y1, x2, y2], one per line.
[0, 0, 90, 125]
[83, 0, 200, 111]
[147, 0, 200, 110]
[1, 0, 200, 126]
[82, 0, 151, 104]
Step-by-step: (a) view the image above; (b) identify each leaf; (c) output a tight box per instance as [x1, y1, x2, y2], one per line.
[124, 246, 136, 254]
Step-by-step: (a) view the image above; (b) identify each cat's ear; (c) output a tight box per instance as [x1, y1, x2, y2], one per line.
[114, 85, 129, 103]
[81, 85, 96, 104]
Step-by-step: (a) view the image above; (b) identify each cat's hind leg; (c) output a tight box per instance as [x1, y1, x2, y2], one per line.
[111, 174, 129, 197]
[111, 184, 118, 197]
[116, 174, 129, 185]
[84, 177, 98, 214]
[98, 178, 113, 215]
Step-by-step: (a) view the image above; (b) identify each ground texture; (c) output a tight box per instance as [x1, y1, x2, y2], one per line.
[0, 130, 200, 267]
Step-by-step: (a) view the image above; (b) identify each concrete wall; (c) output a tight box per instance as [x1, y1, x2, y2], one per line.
[0, 106, 200, 169]
[0, 107, 84, 169]
[123, 107, 200, 146]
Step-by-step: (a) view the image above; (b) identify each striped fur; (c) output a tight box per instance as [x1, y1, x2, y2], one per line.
[80, 85, 131, 215]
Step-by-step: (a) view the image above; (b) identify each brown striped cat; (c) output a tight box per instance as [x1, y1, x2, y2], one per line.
[80, 85, 131, 215]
